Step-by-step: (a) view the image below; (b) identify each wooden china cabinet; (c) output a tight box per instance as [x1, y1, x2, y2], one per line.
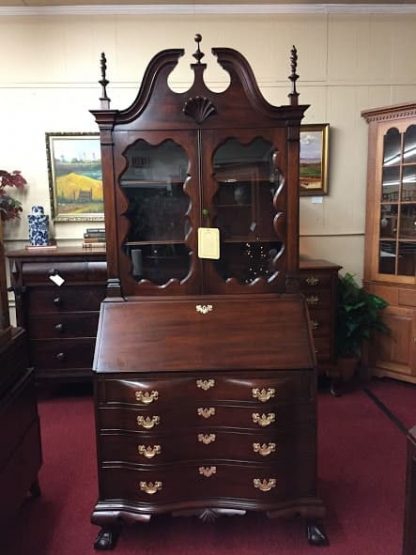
[362, 103, 416, 384]
[90, 35, 327, 549]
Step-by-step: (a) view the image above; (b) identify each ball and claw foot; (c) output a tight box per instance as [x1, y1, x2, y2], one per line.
[306, 521, 329, 546]
[94, 528, 119, 550]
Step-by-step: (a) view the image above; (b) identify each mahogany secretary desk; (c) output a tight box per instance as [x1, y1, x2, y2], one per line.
[90, 35, 328, 550]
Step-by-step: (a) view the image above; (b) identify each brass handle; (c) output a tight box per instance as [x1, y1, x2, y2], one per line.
[310, 320, 320, 330]
[137, 415, 160, 429]
[252, 387, 275, 402]
[198, 433, 216, 445]
[196, 379, 215, 391]
[139, 481, 162, 495]
[135, 390, 159, 404]
[197, 407, 216, 419]
[252, 413, 275, 427]
[305, 276, 319, 286]
[199, 466, 217, 477]
[196, 304, 213, 315]
[53, 296, 62, 305]
[138, 444, 161, 459]
[253, 442, 276, 456]
[306, 295, 319, 305]
[55, 323, 64, 333]
[253, 478, 277, 492]
[56, 352, 65, 361]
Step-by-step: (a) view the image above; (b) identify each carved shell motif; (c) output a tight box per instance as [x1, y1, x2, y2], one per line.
[183, 96, 216, 124]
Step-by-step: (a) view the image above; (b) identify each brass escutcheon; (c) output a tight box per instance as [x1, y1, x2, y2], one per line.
[252, 412, 276, 427]
[196, 379, 215, 391]
[197, 407, 216, 419]
[306, 295, 319, 305]
[135, 390, 159, 404]
[305, 276, 319, 286]
[199, 466, 217, 477]
[137, 415, 160, 429]
[196, 304, 213, 315]
[253, 442, 276, 456]
[198, 433, 216, 445]
[138, 444, 161, 459]
[139, 481, 162, 495]
[252, 387, 276, 402]
[253, 478, 277, 492]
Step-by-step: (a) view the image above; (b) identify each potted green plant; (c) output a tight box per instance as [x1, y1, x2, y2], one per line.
[335, 272, 389, 382]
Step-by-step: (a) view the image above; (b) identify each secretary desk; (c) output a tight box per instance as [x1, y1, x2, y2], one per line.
[90, 35, 328, 550]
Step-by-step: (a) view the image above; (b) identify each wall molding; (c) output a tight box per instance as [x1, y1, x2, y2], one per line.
[1, 4, 416, 17]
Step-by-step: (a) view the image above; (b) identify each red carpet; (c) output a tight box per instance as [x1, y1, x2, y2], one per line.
[1, 378, 414, 555]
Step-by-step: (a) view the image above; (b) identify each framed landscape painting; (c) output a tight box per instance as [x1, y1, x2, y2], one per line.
[46, 132, 103, 221]
[299, 123, 329, 196]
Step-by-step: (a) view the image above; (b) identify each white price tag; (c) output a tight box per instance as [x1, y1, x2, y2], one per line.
[49, 274, 65, 287]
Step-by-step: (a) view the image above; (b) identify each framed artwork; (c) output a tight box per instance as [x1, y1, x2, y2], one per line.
[46, 132, 103, 221]
[299, 123, 329, 196]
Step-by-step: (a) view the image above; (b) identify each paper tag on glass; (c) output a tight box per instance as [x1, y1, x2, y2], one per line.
[49, 274, 65, 287]
[198, 227, 220, 260]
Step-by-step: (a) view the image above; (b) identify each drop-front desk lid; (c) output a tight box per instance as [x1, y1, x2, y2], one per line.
[93, 294, 316, 373]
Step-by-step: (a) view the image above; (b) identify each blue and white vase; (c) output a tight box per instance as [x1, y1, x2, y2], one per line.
[28, 206, 49, 246]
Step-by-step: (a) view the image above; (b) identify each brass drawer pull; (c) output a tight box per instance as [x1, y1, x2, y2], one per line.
[197, 407, 216, 419]
[137, 415, 160, 429]
[138, 444, 161, 459]
[199, 466, 217, 477]
[139, 481, 162, 495]
[198, 433, 216, 445]
[305, 276, 319, 286]
[253, 442, 276, 456]
[253, 478, 277, 492]
[252, 387, 275, 402]
[135, 390, 159, 404]
[252, 412, 275, 427]
[196, 304, 213, 315]
[310, 320, 320, 330]
[306, 295, 319, 305]
[196, 379, 215, 391]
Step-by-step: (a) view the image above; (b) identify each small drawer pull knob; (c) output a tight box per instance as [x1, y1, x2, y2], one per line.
[53, 296, 62, 306]
[55, 323, 64, 333]
[135, 390, 159, 404]
[56, 352, 65, 361]
[253, 478, 277, 492]
[252, 387, 275, 402]
[139, 481, 162, 495]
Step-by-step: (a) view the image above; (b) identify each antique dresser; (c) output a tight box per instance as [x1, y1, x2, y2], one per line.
[90, 35, 328, 549]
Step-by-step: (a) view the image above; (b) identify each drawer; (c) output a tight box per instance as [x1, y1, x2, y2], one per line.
[99, 426, 315, 464]
[302, 289, 331, 309]
[307, 309, 331, 338]
[97, 402, 314, 433]
[312, 338, 331, 360]
[98, 460, 316, 505]
[28, 312, 100, 339]
[30, 338, 96, 370]
[0, 370, 38, 470]
[20, 260, 107, 283]
[98, 371, 313, 408]
[26, 285, 106, 313]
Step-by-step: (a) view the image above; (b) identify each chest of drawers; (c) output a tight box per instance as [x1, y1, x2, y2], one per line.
[92, 295, 327, 549]
[299, 259, 341, 379]
[7, 248, 107, 382]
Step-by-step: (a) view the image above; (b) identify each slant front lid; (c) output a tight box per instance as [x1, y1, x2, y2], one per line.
[93, 295, 315, 373]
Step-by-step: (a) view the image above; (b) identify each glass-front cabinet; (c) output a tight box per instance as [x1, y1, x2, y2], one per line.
[92, 39, 306, 297]
[362, 103, 416, 384]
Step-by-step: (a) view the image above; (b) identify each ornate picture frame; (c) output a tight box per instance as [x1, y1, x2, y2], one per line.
[46, 132, 103, 222]
[299, 123, 329, 196]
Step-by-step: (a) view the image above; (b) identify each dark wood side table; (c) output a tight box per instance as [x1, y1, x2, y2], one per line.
[403, 424, 416, 555]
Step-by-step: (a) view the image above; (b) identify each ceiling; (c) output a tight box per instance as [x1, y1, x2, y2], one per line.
[0, 0, 416, 6]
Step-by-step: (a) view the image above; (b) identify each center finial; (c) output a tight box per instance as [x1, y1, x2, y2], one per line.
[193, 33, 205, 64]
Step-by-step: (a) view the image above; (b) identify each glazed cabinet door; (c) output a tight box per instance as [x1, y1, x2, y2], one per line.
[113, 130, 202, 296]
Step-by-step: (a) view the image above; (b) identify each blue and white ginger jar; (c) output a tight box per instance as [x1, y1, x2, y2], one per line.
[28, 205, 49, 246]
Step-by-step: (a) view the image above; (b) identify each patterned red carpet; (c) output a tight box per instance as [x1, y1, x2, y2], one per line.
[2, 378, 415, 555]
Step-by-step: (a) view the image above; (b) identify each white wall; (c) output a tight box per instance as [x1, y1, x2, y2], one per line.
[1, 9, 416, 279]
